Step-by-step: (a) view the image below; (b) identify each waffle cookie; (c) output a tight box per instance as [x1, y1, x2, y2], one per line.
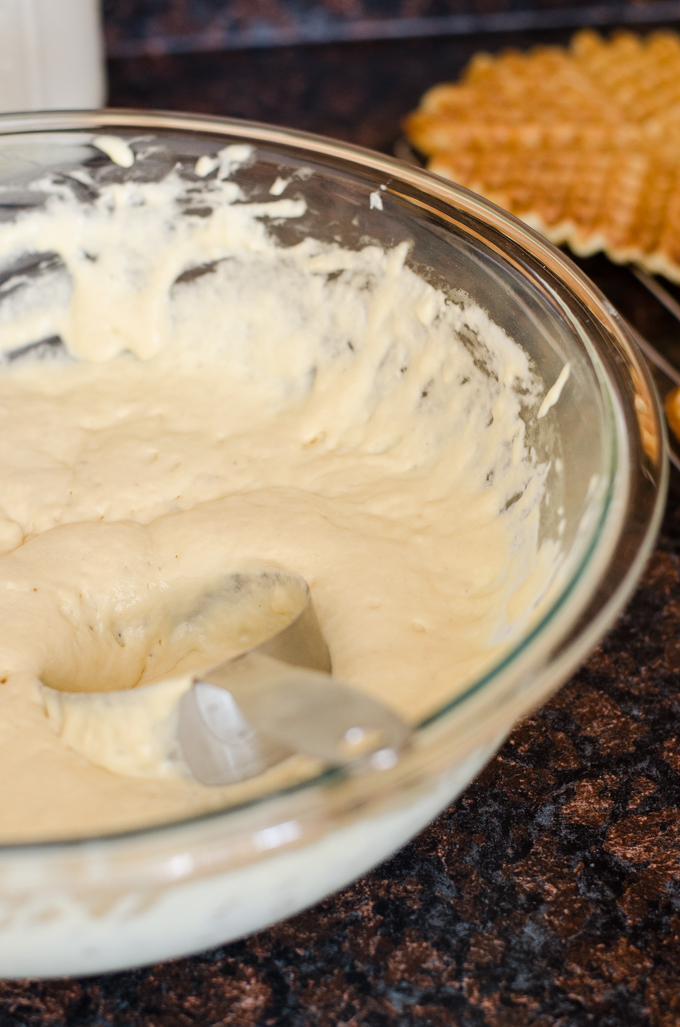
[404, 30, 680, 281]
[666, 385, 680, 441]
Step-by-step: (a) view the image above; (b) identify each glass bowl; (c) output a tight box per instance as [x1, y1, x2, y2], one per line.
[0, 110, 666, 978]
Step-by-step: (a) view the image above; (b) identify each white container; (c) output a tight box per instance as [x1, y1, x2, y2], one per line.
[0, 0, 105, 113]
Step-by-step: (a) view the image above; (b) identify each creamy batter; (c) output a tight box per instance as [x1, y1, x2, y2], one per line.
[0, 142, 556, 841]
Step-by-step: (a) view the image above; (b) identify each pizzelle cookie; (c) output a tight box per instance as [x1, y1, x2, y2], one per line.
[404, 30, 680, 281]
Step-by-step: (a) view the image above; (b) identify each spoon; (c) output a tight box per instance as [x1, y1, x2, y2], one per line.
[177, 569, 410, 786]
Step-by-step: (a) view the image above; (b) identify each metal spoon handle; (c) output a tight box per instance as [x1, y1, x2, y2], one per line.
[178, 652, 410, 786]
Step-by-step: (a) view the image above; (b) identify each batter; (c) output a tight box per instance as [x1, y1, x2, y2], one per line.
[0, 142, 556, 841]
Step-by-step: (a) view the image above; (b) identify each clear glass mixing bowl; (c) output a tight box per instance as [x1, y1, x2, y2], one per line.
[0, 110, 666, 978]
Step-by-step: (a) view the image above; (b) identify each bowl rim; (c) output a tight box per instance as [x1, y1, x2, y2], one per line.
[0, 108, 667, 852]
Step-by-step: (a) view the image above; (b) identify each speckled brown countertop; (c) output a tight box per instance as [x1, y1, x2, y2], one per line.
[1, 30, 680, 1025]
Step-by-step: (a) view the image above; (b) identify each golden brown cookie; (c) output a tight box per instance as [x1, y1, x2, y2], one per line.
[404, 30, 680, 281]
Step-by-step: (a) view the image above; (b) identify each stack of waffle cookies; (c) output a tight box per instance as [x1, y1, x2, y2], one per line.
[404, 30, 680, 281]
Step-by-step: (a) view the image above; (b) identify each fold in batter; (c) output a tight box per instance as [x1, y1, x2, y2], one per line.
[0, 144, 553, 840]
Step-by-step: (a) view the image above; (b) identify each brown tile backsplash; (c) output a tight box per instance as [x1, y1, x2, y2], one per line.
[103, 0, 680, 56]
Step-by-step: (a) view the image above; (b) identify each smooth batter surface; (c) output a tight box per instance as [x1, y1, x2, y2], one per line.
[0, 143, 554, 841]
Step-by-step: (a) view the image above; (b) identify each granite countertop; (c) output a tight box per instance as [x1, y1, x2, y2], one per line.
[2, 29, 680, 1025]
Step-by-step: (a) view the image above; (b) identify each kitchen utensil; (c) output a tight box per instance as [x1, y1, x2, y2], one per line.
[177, 570, 409, 785]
